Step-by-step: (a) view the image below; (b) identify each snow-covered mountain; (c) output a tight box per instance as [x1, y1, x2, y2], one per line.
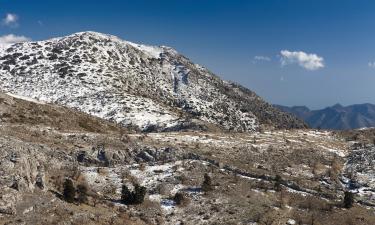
[0, 31, 305, 132]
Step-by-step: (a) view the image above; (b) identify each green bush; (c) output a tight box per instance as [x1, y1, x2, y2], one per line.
[121, 184, 147, 205]
[63, 178, 76, 203]
[133, 184, 147, 204]
[174, 192, 189, 206]
[343, 191, 354, 208]
[77, 184, 88, 204]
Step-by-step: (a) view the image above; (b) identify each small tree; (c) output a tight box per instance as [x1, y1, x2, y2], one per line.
[274, 175, 282, 192]
[202, 173, 213, 192]
[63, 178, 76, 203]
[77, 183, 88, 204]
[174, 192, 185, 205]
[121, 184, 146, 205]
[121, 185, 133, 204]
[133, 184, 147, 204]
[173, 192, 189, 206]
[343, 191, 354, 208]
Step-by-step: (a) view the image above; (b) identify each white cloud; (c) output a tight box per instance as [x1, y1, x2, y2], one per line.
[254, 55, 271, 61]
[280, 50, 324, 70]
[368, 62, 375, 68]
[0, 34, 31, 46]
[2, 13, 19, 27]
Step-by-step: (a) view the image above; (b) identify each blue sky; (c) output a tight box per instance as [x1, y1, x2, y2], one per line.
[1, 0, 375, 109]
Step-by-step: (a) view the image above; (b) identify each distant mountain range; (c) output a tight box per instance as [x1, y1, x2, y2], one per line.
[275, 103, 375, 130]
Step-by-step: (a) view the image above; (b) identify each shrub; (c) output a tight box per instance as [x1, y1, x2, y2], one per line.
[176, 174, 188, 185]
[174, 192, 184, 205]
[104, 183, 118, 196]
[343, 191, 354, 208]
[156, 183, 170, 195]
[274, 175, 282, 191]
[202, 173, 213, 192]
[63, 178, 76, 203]
[77, 183, 89, 204]
[121, 185, 133, 204]
[174, 192, 189, 206]
[121, 184, 147, 205]
[133, 184, 147, 204]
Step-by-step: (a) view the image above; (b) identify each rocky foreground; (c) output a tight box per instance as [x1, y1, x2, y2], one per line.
[0, 93, 374, 225]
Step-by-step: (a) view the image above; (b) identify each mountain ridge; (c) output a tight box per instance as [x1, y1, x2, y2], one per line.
[0, 31, 306, 132]
[275, 103, 375, 130]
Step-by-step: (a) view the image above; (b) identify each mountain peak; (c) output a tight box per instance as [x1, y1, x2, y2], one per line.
[65, 31, 133, 43]
[70, 30, 113, 37]
[52, 31, 168, 59]
[331, 103, 344, 109]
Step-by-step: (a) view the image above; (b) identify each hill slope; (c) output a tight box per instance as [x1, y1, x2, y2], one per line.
[275, 103, 375, 130]
[1, 92, 375, 224]
[0, 31, 305, 132]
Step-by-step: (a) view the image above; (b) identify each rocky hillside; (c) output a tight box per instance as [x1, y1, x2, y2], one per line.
[0, 92, 124, 133]
[276, 104, 375, 130]
[1, 92, 375, 224]
[0, 31, 305, 132]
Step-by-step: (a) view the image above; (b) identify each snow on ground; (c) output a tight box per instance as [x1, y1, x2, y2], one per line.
[81, 167, 122, 195]
[318, 145, 346, 157]
[284, 164, 315, 179]
[146, 130, 345, 155]
[126, 42, 163, 59]
[127, 161, 205, 213]
[128, 163, 179, 187]
[343, 144, 375, 205]
[6, 92, 46, 105]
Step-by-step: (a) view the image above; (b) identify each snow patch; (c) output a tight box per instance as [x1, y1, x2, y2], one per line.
[6, 92, 46, 105]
